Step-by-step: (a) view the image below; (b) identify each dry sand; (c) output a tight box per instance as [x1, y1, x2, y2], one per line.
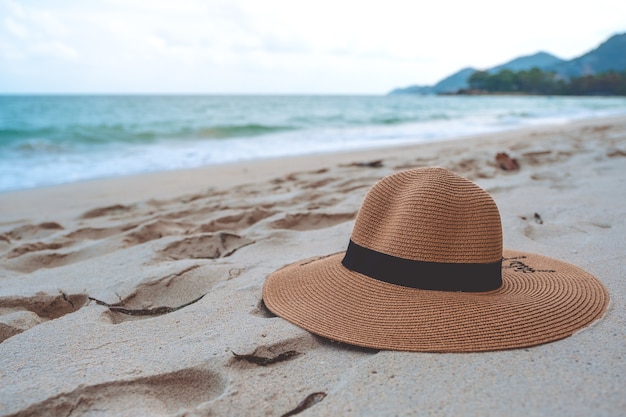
[0, 116, 625, 416]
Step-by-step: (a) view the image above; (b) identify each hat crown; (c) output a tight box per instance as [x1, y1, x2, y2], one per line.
[350, 167, 502, 264]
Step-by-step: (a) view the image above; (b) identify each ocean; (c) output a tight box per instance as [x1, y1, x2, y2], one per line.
[1, 94, 626, 192]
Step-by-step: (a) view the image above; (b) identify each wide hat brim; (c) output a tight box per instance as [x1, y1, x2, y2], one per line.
[262, 249, 609, 352]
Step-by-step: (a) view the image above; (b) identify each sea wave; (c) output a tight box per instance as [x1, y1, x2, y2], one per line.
[194, 124, 294, 139]
[0, 123, 295, 154]
[2, 94, 626, 192]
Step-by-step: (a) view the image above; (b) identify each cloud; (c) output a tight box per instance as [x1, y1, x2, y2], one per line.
[3, 17, 28, 39]
[1, 0, 77, 63]
[0, 0, 625, 93]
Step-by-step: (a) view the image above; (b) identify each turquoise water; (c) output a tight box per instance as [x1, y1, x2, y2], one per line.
[1, 95, 626, 192]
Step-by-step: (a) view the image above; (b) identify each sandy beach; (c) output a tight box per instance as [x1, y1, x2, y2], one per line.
[1, 116, 625, 416]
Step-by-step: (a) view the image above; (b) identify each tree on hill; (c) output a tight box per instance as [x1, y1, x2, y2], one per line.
[466, 68, 626, 95]
[568, 71, 626, 95]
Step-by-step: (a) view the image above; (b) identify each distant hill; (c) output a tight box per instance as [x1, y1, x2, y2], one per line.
[391, 53, 563, 95]
[388, 85, 434, 95]
[550, 33, 626, 78]
[390, 67, 476, 95]
[390, 32, 626, 95]
[429, 68, 477, 94]
[489, 52, 564, 73]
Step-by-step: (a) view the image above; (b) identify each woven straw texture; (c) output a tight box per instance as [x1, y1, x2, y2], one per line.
[262, 167, 609, 352]
[351, 167, 502, 264]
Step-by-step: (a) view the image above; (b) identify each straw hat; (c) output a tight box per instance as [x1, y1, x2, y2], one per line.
[262, 167, 609, 352]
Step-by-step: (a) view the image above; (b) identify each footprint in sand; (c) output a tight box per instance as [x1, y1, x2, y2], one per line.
[4, 223, 144, 274]
[96, 263, 235, 324]
[393, 157, 431, 171]
[66, 224, 139, 241]
[447, 158, 496, 180]
[270, 212, 355, 231]
[79, 204, 133, 219]
[4, 250, 80, 274]
[530, 171, 571, 182]
[159, 232, 254, 261]
[606, 148, 626, 158]
[2, 226, 77, 273]
[297, 177, 338, 190]
[197, 208, 276, 233]
[7, 242, 65, 259]
[305, 197, 344, 211]
[334, 178, 378, 194]
[11, 368, 226, 417]
[2, 222, 64, 241]
[521, 150, 574, 167]
[0, 292, 88, 342]
[8, 218, 202, 273]
[521, 150, 553, 166]
[122, 219, 192, 247]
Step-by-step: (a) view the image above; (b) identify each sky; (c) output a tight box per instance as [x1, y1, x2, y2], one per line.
[1, 0, 625, 94]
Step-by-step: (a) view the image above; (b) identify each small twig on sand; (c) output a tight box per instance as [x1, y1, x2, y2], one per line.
[231, 350, 302, 366]
[281, 392, 327, 417]
[88, 294, 205, 316]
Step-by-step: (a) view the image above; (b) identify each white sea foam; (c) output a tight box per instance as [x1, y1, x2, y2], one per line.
[1, 95, 626, 192]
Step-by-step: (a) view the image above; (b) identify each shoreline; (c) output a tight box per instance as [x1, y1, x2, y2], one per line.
[1, 114, 625, 416]
[2, 114, 624, 223]
[3, 94, 626, 197]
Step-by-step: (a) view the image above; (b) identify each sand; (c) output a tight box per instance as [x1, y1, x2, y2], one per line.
[0, 116, 625, 417]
